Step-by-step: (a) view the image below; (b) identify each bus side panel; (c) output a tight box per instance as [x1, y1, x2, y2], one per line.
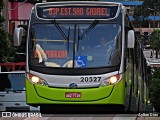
[109, 75, 125, 104]
[25, 78, 40, 104]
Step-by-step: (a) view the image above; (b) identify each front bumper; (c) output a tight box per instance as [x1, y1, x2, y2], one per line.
[26, 77, 125, 105]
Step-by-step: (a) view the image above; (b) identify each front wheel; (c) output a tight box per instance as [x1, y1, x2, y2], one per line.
[40, 105, 55, 114]
[40, 104, 125, 114]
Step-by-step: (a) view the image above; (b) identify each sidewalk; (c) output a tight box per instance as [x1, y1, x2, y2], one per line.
[143, 49, 160, 67]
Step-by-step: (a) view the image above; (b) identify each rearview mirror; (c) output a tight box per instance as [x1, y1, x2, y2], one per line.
[127, 30, 135, 48]
[13, 27, 25, 46]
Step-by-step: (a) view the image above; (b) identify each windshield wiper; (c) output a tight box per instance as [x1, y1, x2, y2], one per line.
[73, 24, 77, 68]
[79, 20, 99, 40]
[77, 25, 80, 52]
[52, 20, 68, 41]
[52, 20, 71, 53]
[67, 27, 70, 53]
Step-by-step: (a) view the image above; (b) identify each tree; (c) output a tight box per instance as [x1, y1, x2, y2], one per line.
[150, 29, 160, 58]
[0, 1, 16, 63]
[149, 68, 160, 112]
[133, 0, 160, 28]
[133, 0, 160, 58]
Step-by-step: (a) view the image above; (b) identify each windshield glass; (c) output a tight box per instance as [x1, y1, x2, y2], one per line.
[0, 73, 25, 91]
[29, 22, 121, 68]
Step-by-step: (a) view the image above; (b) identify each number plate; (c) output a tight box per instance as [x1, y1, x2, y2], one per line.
[65, 92, 81, 98]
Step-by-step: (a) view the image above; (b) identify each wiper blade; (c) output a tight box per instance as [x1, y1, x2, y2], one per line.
[52, 20, 71, 53]
[79, 20, 99, 40]
[77, 25, 80, 52]
[73, 24, 77, 68]
[67, 27, 70, 53]
[52, 20, 68, 41]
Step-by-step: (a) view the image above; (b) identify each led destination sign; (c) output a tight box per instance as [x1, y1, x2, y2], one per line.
[36, 6, 118, 19]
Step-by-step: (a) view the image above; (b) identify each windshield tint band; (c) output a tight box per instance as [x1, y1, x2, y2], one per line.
[29, 65, 120, 75]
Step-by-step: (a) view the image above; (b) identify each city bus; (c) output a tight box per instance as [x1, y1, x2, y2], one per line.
[13, 1, 149, 113]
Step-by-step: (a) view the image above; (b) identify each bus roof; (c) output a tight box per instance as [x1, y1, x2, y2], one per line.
[35, 1, 122, 6]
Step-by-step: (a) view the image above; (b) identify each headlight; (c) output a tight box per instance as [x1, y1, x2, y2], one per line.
[100, 74, 122, 87]
[31, 76, 40, 83]
[27, 73, 48, 86]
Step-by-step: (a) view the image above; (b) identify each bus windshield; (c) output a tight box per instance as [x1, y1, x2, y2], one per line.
[29, 22, 121, 68]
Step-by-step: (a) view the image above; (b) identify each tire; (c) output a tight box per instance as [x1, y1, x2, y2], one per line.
[40, 105, 55, 114]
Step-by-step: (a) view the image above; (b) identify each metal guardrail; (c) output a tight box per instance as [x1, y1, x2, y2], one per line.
[0, 62, 26, 72]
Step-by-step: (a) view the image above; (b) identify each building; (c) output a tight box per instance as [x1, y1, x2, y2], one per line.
[8, 0, 34, 34]
[7, 0, 98, 34]
[100, 0, 160, 34]
[6, 0, 160, 35]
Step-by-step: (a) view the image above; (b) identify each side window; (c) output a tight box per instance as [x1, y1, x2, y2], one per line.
[124, 15, 135, 65]
[124, 15, 131, 68]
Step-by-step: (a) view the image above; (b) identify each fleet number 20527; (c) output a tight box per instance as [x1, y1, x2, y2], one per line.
[80, 77, 101, 82]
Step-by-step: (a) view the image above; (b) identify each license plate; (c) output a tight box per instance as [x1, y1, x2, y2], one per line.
[65, 92, 81, 98]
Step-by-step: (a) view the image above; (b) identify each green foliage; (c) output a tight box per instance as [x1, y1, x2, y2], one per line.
[0, 1, 3, 10]
[133, 0, 160, 27]
[150, 29, 160, 58]
[149, 78, 160, 112]
[0, 1, 4, 27]
[0, 1, 17, 63]
[0, 32, 17, 62]
[149, 68, 160, 112]
[150, 30, 160, 49]
[152, 68, 160, 79]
